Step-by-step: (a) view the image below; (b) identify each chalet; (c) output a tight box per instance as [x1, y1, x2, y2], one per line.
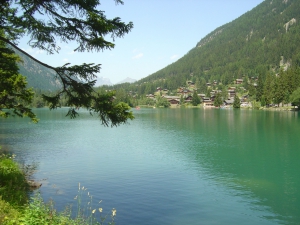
[163, 96, 180, 101]
[185, 96, 193, 103]
[156, 87, 162, 91]
[235, 79, 243, 84]
[210, 95, 216, 102]
[228, 87, 236, 98]
[206, 83, 211, 87]
[241, 102, 251, 107]
[169, 99, 180, 105]
[224, 98, 234, 105]
[163, 96, 180, 105]
[177, 89, 192, 97]
[241, 95, 249, 102]
[146, 94, 155, 99]
[198, 94, 206, 99]
[203, 97, 214, 107]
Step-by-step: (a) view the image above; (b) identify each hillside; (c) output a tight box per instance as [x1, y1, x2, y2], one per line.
[137, 0, 300, 90]
[16, 49, 61, 92]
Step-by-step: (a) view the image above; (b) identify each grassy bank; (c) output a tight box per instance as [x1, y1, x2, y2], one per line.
[0, 153, 116, 225]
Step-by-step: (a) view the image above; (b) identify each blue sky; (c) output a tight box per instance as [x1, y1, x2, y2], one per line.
[19, 0, 264, 84]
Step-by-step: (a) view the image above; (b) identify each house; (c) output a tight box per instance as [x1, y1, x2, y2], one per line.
[169, 99, 180, 105]
[146, 94, 155, 99]
[185, 96, 193, 103]
[203, 97, 214, 107]
[235, 79, 243, 84]
[163, 96, 180, 105]
[210, 95, 216, 102]
[228, 87, 236, 98]
[224, 98, 234, 105]
[198, 94, 206, 99]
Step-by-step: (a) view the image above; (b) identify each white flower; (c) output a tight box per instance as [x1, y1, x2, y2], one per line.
[112, 208, 117, 217]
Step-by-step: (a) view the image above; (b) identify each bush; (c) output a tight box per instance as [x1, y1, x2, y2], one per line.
[0, 154, 30, 206]
[0, 197, 21, 225]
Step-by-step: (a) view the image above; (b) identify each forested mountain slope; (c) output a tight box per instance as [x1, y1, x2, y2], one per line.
[16, 50, 61, 92]
[138, 0, 300, 90]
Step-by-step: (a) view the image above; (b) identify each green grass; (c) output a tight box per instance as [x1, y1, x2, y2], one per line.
[0, 154, 30, 207]
[0, 153, 117, 225]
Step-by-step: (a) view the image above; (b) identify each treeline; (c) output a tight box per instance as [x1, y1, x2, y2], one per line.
[26, 0, 300, 109]
[138, 0, 300, 88]
[90, 0, 300, 108]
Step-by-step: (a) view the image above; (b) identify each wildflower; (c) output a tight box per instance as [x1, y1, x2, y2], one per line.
[99, 208, 103, 213]
[92, 209, 96, 214]
[74, 195, 78, 200]
[112, 208, 117, 217]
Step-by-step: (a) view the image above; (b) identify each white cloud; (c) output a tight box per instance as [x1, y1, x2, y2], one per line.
[132, 53, 143, 59]
[170, 54, 179, 60]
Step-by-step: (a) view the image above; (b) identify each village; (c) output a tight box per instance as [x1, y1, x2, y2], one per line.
[145, 78, 254, 108]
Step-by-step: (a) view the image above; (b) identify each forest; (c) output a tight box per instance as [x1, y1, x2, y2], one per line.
[18, 0, 300, 109]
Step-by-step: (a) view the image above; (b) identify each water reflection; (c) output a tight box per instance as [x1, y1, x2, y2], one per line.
[1, 108, 300, 225]
[147, 108, 300, 224]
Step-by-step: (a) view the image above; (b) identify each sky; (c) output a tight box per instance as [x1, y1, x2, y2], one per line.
[19, 0, 264, 85]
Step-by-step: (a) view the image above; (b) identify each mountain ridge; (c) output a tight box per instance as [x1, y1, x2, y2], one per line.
[136, 0, 300, 90]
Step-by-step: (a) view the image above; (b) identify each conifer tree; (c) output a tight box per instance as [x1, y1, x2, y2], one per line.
[191, 91, 201, 106]
[0, 0, 134, 126]
[264, 72, 274, 106]
[233, 95, 241, 108]
[214, 93, 223, 107]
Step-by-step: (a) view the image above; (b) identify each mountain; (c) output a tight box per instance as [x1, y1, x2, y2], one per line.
[95, 77, 113, 86]
[16, 50, 62, 92]
[116, 77, 137, 84]
[137, 0, 300, 90]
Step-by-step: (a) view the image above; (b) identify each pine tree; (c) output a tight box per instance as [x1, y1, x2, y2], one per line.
[191, 91, 201, 106]
[214, 93, 223, 107]
[233, 95, 241, 108]
[1, 0, 134, 126]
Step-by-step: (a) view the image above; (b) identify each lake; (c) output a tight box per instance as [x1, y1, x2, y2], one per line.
[1, 108, 300, 225]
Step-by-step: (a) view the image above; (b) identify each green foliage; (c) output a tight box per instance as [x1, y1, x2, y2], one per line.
[191, 91, 201, 106]
[0, 154, 30, 207]
[233, 95, 241, 108]
[290, 87, 300, 108]
[155, 96, 170, 108]
[0, 154, 116, 224]
[0, 34, 38, 122]
[0, 196, 21, 225]
[138, 97, 155, 106]
[1, 0, 134, 126]
[19, 192, 116, 225]
[214, 93, 223, 107]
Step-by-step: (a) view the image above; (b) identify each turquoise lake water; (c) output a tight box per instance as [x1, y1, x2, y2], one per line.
[1, 108, 300, 225]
